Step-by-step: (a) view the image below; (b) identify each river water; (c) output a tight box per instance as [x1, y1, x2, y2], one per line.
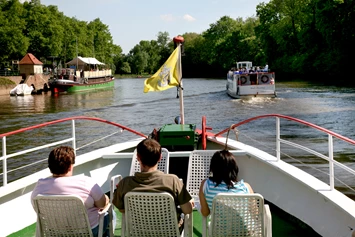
[1, 78, 355, 196]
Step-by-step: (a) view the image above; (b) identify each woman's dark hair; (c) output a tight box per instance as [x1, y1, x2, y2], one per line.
[136, 138, 161, 167]
[209, 150, 239, 189]
[48, 146, 75, 175]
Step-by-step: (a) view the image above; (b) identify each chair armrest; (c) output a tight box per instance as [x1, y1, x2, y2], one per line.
[110, 175, 122, 202]
[263, 204, 272, 237]
[202, 215, 208, 237]
[121, 212, 126, 237]
[110, 175, 122, 237]
[98, 203, 112, 237]
[99, 203, 112, 215]
[183, 212, 193, 237]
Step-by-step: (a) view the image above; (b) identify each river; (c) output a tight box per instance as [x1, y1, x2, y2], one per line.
[1, 78, 355, 196]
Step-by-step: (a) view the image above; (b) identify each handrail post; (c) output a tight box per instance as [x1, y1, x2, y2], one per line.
[276, 117, 281, 161]
[2, 136, 7, 186]
[72, 120, 76, 155]
[328, 134, 334, 190]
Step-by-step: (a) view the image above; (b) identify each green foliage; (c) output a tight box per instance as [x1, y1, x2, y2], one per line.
[120, 62, 131, 74]
[0, 0, 121, 71]
[0, 77, 16, 85]
[256, 0, 355, 79]
[0, 0, 29, 62]
[1, 0, 353, 79]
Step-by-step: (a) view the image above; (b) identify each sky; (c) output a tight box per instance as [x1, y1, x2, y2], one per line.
[40, 0, 268, 54]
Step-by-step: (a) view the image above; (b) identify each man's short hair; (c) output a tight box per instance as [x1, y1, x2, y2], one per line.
[136, 138, 161, 167]
[48, 146, 75, 175]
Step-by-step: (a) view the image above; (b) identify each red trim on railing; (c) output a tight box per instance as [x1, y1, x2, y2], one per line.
[0, 116, 148, 138]
[214, 114, 355, 146]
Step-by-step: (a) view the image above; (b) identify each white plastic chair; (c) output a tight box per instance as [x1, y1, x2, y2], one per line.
[202, 193, 272, 237]
[122, 192, 192, 237]
[186, 150, 216, 205]
[110, 174, 123, 237]
[33, 194, 113, 237]
[129, 147, 169, 175]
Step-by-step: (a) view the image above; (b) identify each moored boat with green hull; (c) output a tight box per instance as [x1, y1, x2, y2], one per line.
[49, 56, 115, 93]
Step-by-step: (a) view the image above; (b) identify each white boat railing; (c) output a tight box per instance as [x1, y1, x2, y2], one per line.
[0, 117, 147, 187]
[215, 114, 355, 191]
[83, 69, 112, 78]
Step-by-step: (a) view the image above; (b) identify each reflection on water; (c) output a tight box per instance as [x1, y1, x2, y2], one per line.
[0, 87, 115, 116]
[49, 87, 116, 112]
[2, 94, 50, 115]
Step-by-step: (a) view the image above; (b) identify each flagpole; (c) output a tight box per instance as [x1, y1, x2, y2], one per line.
[178, 44, 185, 124]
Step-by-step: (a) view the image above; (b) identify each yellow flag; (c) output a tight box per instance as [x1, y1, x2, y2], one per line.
[144, 46, 181, 93]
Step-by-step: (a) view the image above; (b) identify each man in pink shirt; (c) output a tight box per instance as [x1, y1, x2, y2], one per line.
[31, 146, 110, 237]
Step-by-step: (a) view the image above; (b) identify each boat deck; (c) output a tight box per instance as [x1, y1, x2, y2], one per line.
[8, 203, 320, 237]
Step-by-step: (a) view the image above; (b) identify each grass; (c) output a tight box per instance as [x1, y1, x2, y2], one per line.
[0, 77, 16, 86]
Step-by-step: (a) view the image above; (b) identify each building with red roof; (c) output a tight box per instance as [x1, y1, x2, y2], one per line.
[19, 53, 43, 78]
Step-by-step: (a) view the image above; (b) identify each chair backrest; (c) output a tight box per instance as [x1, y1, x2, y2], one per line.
[186, 150, 216, 198]
[33, 194, 93, 237]
[129, 147, 169, 175]
[209, 193, 267, 237]
[123, 192, 181, 237]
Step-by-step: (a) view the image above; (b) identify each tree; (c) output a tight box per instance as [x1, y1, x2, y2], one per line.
[156, 31, 171, 66]
[129, 45, 149, 74]
[120, 62, 131, 74]
[0, 0, 29, 63]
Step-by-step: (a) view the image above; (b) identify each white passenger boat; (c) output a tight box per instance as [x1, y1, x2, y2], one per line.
[1, 114, 355, 237]
[226, 61, 276, 99]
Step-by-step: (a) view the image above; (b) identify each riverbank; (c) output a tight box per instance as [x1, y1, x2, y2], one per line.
[115, 74, 151, 79]
[0, 85, 14, 96]
[0, 75, 50, 96]
[0, 77, 19, 96]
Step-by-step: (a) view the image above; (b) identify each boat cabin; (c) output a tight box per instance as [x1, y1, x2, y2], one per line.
[57, 68, 75, 80]
[236, 61, 252, 70]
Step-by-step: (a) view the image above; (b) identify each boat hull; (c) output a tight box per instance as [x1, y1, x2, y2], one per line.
[51, 78, 114, 93]
[1, 116, 355, 237]
[226, 72, 276, 99]
[2, 137, 354, 237]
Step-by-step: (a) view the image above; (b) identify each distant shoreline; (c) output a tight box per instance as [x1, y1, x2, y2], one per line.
[115, 74, 151, 79]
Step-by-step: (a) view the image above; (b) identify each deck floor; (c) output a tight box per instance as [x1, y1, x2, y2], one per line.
[9, 205, 320, 237]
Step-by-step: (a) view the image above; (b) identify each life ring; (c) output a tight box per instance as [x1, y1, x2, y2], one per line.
[261, 75, 269, 83]
[202, 116, 206, 150]
[240, 76, 247, 84]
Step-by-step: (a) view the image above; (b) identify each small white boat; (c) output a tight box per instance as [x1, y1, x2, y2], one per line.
[9, 84, 34, 96]
[227, 61, 276, 99]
